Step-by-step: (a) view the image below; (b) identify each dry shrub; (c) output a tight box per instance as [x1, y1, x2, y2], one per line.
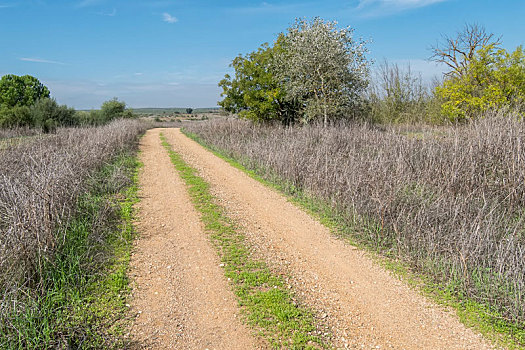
[0, 119, 146, 316]
[185, 113, 525, 323]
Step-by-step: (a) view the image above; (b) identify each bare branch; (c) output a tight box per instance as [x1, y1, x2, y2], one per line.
[430, 23, 501, 78]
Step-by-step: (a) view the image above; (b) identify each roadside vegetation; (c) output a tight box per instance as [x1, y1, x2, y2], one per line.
[184, 114, 525, 347]
[0, 74, 134, 131]
[0, 119, 146, 348]
[160, 133, 328, 349]
[220, 21, 523, 125]
[186, 18, 525, 348]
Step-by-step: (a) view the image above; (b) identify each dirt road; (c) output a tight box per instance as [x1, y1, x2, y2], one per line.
[160, 128, 494, 350]
[129, 129, 261, 349]
[130, 127, 495, 349]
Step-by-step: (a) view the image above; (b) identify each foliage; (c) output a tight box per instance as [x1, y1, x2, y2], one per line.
[436, 45, 525, 122]
[219, 37, 299, 125]
[0, 74, 135, 130]
[185, 107, 193, 114]
[1, 154, 140, 348]
[218, 17, 370, 125]
[0, 120, 147, 346]
[0, 105, 32, 128]
[0, 75, 50, 108]
[276, 17, 369, 124]
[30, 98, 76, 132]
[101, 97, 134, 121]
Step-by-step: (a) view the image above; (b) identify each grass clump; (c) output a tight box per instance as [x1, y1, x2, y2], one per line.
[160, 133, 327, 349]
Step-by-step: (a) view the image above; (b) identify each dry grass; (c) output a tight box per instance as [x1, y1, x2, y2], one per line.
[185, 113, 525, 324]
[0, 119, 146, 322]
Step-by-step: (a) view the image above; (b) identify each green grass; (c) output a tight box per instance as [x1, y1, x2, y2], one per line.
[181, 129, 525, 350]
[159, 133, 327, 349]
[1, 153, 141, 349]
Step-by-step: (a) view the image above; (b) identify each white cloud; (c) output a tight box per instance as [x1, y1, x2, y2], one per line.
[162, 12, 178, 23]
[357, 0, 448, 16]
[20, 57, 66, 65]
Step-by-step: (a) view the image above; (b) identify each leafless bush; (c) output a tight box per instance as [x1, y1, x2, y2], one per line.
[185, 114, 525, 323]
[0, 119, 146, 317]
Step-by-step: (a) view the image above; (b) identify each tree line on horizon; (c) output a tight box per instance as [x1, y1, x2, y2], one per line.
[219, 19, 525, 125]
[0, 74, 134, 132]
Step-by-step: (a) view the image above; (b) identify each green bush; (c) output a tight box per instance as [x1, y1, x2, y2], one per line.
[0, 105, 32, 128]
[30, 98, 77, 132]
[436, 45, 525, 122]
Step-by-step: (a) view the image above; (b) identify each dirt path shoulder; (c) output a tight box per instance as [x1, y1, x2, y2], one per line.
[163, 128, 495, 350]
[129, 128, 261, 349]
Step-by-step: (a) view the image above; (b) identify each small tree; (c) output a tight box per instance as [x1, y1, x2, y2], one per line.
[218, 38, 299, 125]
[0, 74, 50, 108]
[0, 106, 32, 127]
[100, 98, 130, 122]
[436, 45, 525, 121]
[186, 108, 193, 114]
[275, 18, 370, 125]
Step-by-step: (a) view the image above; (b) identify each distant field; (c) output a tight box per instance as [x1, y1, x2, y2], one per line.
[133, 107, 221, 115]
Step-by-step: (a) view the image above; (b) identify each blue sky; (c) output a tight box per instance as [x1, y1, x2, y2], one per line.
[1, 0, 524, 109]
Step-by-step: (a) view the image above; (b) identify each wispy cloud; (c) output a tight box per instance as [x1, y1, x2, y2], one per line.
[97, 7, 116, 16]
[357, 0, 449, 17]
[20, 57, 66, 65]
[77, 0, 104, 8]
[229, 2, 309, 15]
[162, 12, 177, 23]
[0, 3, 15, 8]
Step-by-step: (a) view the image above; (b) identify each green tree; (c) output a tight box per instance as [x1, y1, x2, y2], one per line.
[219, 37, 299, 125]
[0, 75, 50, 108]
[186, 108, 193, 114]
[436, 45, 525, 121]
[100, 98, 132, 121]
[0, 106, 32, 127]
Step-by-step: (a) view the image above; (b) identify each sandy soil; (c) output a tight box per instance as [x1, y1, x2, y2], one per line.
[161, 128, 497, 350]
[129, 129, 261, 349]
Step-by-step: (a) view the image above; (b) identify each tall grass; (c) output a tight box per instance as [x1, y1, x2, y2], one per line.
[0, 119, 146, 347]
[184, 114, 525, 326]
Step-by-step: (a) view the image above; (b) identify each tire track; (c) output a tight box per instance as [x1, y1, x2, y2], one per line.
[129, 129, 261, 349]
[163, 127, 496, 350]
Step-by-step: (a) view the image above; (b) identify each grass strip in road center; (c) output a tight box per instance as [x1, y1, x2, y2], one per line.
[160, 133, 328, 349]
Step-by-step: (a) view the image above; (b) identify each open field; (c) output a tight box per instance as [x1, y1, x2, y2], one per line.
[132, 107, 221, 115]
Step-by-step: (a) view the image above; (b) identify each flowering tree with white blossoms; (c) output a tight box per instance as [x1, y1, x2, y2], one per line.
[275, 17, 370, 125]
